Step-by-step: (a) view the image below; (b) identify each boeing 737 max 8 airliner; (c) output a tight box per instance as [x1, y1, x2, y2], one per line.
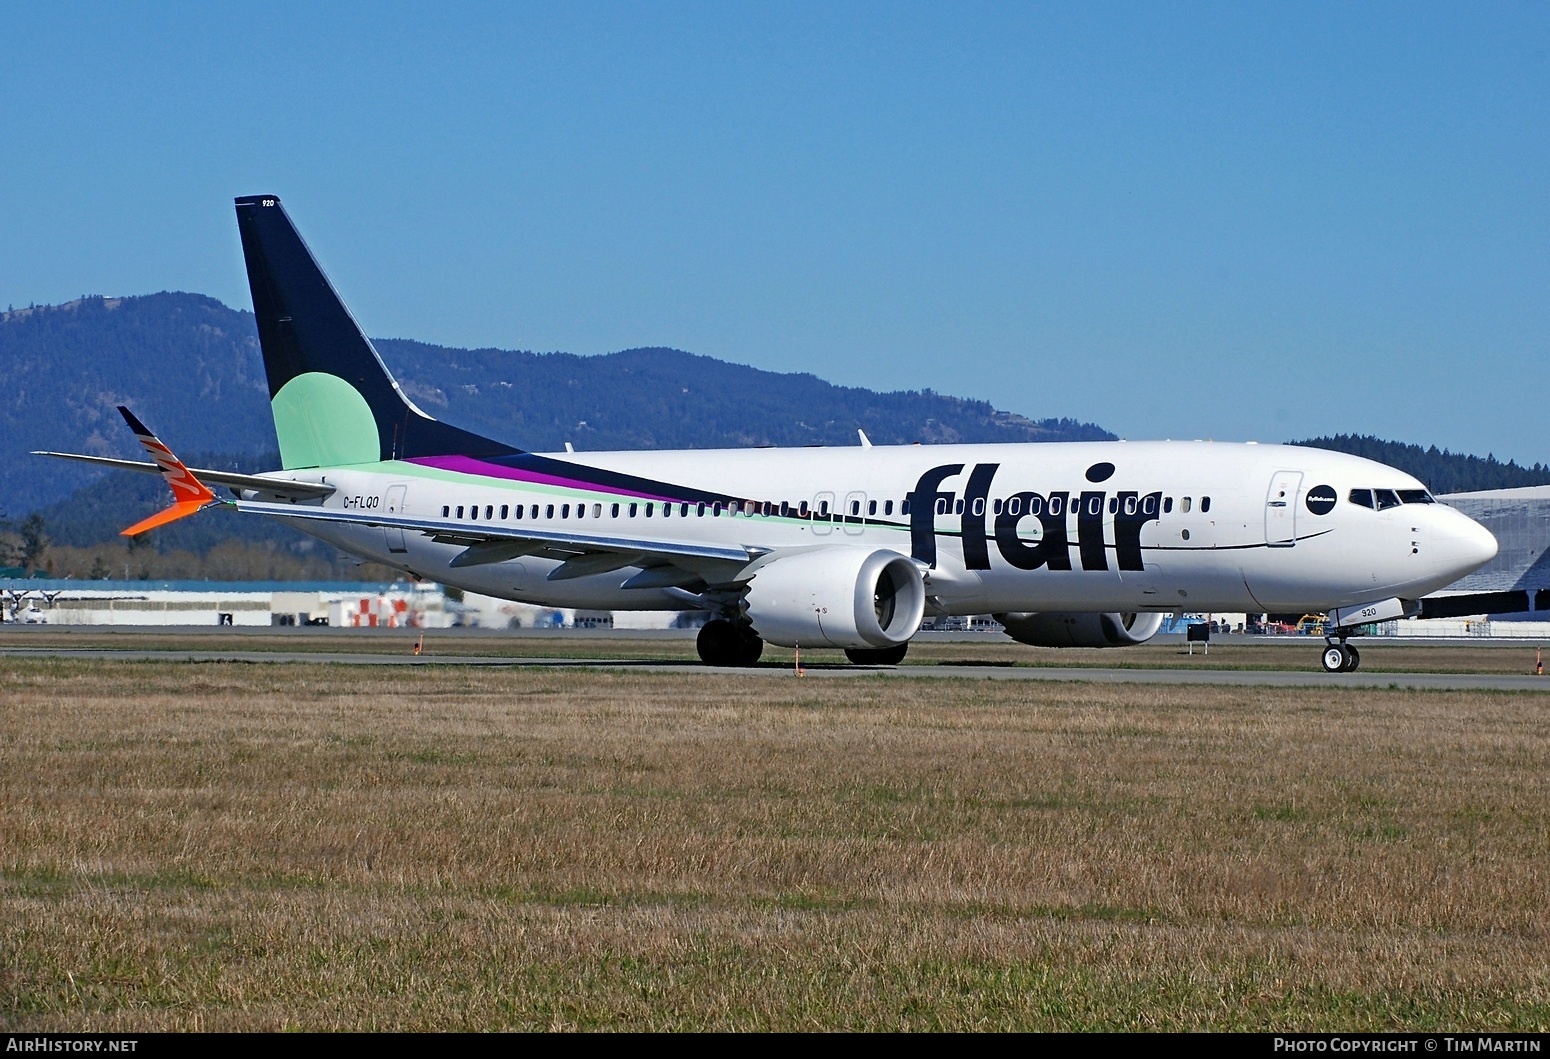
[37, 196, 1499, 672]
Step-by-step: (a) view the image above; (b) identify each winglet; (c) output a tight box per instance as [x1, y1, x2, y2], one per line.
[116, 406, 219, 536]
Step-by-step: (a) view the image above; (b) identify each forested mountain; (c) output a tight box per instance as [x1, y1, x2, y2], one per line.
[0, 292, 1113, 516]
[1291, 436, 1550, 495]
[5, 292, 1545, 575]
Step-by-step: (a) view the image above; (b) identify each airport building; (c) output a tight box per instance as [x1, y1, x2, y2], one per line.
[1437, 487, 1550, 601]
[0, 580, 451, 628]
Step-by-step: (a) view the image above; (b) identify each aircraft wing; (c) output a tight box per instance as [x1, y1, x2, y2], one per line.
[30, 451, 335, 501]
[233, 498, 761, 587]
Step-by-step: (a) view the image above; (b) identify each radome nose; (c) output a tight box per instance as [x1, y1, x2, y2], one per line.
[1463, 515, 1499, 567]
[1440, 509, 1498, 575]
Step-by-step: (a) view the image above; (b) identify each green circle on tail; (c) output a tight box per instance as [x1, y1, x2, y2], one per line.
[271, 372, 381, 467]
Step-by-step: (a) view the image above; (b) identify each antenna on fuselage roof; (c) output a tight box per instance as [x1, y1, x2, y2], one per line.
[858, 430, 872, 448]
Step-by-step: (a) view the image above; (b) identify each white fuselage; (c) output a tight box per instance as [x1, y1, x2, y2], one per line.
[266, 439, 1498, 617]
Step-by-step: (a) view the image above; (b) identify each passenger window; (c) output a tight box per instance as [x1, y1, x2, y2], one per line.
[972, 498, 984, 517]
[485, 505, 494, 520]
[1142, 495, 1158, 515]
[611, 503, 620, 517]
[645, 503, 654, 517]
[680, 503, 690, 517]
[592, 503, 602, 518]
[799, 501, 809, 517]
[1164, 497, 1173, 514]
[714, 502, 724, 516]
[901, 499, 911, 515]
[441, 505, 450, 518]
[955, 499, 965, 515]
[663, 503, 672, 518]
[500, 505, 508, 520]
[697, 503, 706, 517]
[545, 504, 554, 519]
[819, 500, 830, 517]
[1123, 496, 1137, 515]
[1008, 496, 1022, 516]
[869, 500, 878, 516]
[1201, 497, 1210, 513]
[1108, 497, 1117, 514]
[629, 503, 637, 517]
[1182, 497, 1192, 513]
[1375, 489, 1402, 510]
[456, 505, 465, 519]
[563, 504, 571, 518]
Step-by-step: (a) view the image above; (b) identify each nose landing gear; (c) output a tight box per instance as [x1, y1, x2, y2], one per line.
[1321, 639, 1361, 673]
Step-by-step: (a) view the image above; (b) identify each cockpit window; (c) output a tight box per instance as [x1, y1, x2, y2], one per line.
[1350, 487, 1434, 509]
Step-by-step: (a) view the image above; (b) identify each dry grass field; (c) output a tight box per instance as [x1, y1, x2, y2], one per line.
[3, 650, 1549, 1031]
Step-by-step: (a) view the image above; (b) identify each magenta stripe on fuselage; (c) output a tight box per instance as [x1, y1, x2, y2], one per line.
[408, 454, 682, 504]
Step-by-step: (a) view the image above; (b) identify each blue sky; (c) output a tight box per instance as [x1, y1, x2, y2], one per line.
[3, 2, 1545, 462]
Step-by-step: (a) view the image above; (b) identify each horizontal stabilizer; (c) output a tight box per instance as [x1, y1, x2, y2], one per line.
[30, 450, 334, 501]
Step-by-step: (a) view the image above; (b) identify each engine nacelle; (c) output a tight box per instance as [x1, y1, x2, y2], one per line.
[995, 611, 1165, 648]
[743, 547, 926, 650]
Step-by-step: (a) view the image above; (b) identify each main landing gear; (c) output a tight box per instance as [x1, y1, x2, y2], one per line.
[1321, 639, 1361, 673]
[696, 618, 764, 667]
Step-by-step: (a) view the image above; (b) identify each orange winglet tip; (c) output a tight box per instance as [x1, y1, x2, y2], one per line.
[117, 405, 217, 506]
[121, 500, 209, 537]
[114, 406, 219, 535]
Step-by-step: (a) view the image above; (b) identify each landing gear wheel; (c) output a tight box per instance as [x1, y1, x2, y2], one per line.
[844, 644, 909, 666]
[696, 619, 764, 667]
[1342, 645, 1361, 672]
[697, 620, 736, 666]
[1322, 644, 1349, 673]
[734, 626, 764, 666]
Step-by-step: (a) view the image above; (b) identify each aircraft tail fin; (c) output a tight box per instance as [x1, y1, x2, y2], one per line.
[116, 406, 220, 536]
[234, 195, 517, 470]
